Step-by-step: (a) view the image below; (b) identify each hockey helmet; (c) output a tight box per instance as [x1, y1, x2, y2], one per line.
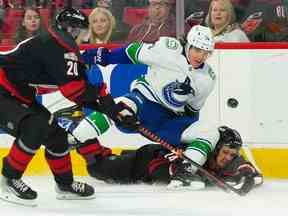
[215, 126, 242, 153]
[185, 25, 214, 56]
[56, 8, 89, 39]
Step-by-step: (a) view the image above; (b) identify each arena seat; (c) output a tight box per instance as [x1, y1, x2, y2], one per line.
[2, 9, 23, 40]
[39, 9, 51, 27]
[122, 7, 148, 26]
[81, 9, 93, 17]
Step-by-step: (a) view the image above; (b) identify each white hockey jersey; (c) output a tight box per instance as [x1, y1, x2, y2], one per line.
[127, 37, 216, 114]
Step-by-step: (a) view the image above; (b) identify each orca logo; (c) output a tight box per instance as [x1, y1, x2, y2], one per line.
[162, 77, 195, 108]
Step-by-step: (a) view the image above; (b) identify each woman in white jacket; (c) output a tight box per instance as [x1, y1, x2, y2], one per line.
[206, 0, 249, 42]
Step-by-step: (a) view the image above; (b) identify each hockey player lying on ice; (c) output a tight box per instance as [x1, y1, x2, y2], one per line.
[54, 106, 263, 195]
[76, 124, 263, 195]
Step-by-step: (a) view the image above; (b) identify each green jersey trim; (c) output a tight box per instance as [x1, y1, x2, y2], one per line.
[86, 111, 111, 136]
[186, 139, 213, 157]
[126, 42, 142, 64]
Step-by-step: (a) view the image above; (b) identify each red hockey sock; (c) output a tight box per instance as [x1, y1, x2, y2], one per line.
[77, 138, 112, 164]
[2, 142, 35, 179]
[45, 154, 72, 175]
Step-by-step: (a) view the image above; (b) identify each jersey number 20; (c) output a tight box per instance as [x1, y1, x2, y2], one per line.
[66, 60, 79, 76]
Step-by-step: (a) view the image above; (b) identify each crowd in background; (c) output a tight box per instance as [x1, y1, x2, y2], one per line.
[0, 0, 288, 46]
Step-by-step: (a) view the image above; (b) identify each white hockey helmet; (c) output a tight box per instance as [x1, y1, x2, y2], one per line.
[185, 25, 214, 55]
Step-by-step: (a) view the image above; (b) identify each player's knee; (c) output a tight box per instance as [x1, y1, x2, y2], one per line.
[17, 114, 52, 150]
[44, 122, 70, 155]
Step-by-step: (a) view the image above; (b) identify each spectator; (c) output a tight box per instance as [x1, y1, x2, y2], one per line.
[126, 0, 177, 43]
[77, 7, 116, 44]
[13, 6, 44, 44]
[97, 0, 112, 9]
[0, 0, 4, 35]
[206, 0, 249, 42]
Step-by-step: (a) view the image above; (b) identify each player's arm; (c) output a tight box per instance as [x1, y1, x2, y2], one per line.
[44, 51, 139, 130]
[81, 37, 183, 67]
[81, 42, 143, 66]
[220, 156, 263, 195]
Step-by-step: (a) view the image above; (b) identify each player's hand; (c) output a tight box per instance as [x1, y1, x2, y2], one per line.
[110, 102, 140, 131]
[231, 165, 256, 195]
[81, 47, 110, 66]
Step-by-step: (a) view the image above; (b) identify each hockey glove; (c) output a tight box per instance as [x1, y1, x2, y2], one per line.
[109, 102, 140, 131]
[81, 47, 110, 66]
[88, 83, 117, 115]
[230, 164, 257, 195]
[167, 159, 204, 189]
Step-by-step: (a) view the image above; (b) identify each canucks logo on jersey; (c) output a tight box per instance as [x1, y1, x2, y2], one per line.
[162, 77, 195, 108]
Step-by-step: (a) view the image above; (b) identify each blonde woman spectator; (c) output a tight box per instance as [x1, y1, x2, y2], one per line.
[77, 7, 115, 44]
[14, 6, 43, 44]
[206, 0, 249, 42]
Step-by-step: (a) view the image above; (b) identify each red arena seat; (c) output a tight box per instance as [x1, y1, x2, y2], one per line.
[80, 9, 93, 17]
[122, 7, 148, 26]
[39, 9, 51, 28]
[2, 9, 24, 40]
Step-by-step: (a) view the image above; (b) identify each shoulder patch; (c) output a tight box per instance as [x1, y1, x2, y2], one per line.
[165, 38, 179, 50]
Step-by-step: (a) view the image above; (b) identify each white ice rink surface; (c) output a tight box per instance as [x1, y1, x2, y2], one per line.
[0, 176, 287, 216]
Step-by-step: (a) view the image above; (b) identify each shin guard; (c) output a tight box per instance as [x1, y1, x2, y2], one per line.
[45, 151, 73, 185]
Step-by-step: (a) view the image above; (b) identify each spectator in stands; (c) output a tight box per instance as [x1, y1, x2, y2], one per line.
[0, 0, 4, 31]
[77, 7, 116, 44]
[97, 0, 112, 9]
[206, 0, 249, 42]
[126, 0, 177, 43]
[13, 6, 44, 44]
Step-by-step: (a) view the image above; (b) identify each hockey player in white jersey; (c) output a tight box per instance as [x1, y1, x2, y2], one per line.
[76, 25, 217, 174]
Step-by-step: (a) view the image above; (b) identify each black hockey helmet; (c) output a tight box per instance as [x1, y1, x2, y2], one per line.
[215, 126, 242, 153]
[55, 7, 89, 38]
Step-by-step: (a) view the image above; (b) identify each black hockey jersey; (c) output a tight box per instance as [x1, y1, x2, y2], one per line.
[0, 26, 102, 106]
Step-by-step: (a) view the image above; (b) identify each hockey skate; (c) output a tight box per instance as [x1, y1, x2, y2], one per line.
[0, 176, 37, 207]
[55, 181, 95, 200]
[167, 161, 205, 191]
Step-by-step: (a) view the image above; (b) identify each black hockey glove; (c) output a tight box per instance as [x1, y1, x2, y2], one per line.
[109, 102, 140, 131]
[81, 47, 110, 66]
[94, 93, 117, 114]
[230, 165, 256, 195]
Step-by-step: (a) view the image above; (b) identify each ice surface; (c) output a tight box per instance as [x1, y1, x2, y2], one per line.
[0, 176, 287, 216]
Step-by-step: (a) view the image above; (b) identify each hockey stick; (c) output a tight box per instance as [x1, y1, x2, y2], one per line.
[137, 125, 244, 196]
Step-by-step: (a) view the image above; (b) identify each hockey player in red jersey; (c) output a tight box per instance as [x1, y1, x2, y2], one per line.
[0, 7, 138, 206]
[80, 126, 263, 195]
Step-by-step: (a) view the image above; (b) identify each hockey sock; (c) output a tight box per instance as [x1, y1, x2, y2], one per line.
[77, 138, 112, 165]
[45, 151, 73, 186]
[2, 142, 35, 179]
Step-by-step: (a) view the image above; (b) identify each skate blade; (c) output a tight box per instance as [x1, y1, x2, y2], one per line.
[56, 193, 96, 200]
[0, 192, 37, 207]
